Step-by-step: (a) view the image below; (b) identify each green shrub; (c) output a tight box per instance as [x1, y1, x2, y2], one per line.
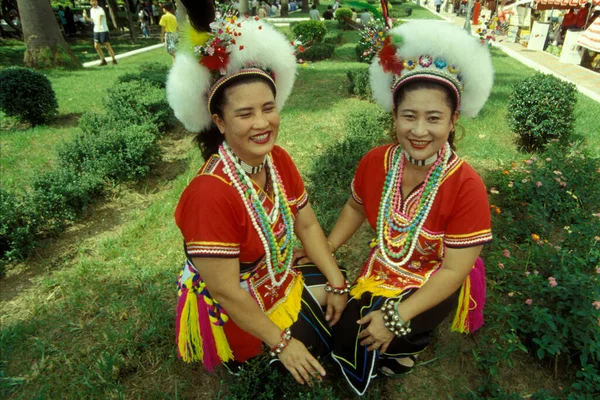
[323, 30, 343, 45]
[118, 62, 169, 88]
[0, 189, 39, 267]
[291, 20, 327, 45]
[299, 43, 335, 62]
[105, 80, 172, 131]
[57, 125, 160, 182]
[0, 67, 58, 125]
[478, 142, 600, 395]
[507, 73, 577, 152]
[32, 166, 104, 233]
[334, 7, 353, 29]
[323, 20, 338, 31]
[346, 69, 372, 99]
[306, 108, 392, 232]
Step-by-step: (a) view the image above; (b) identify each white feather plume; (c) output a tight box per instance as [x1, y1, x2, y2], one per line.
[370, 20, 494, 118]
[167, 19, 297, 132]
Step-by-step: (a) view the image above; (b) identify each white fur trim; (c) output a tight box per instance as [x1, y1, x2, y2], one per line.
[167, 19, 297, 132]
[370, 20, 494, 118]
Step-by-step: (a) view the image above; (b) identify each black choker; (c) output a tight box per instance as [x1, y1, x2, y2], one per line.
[232, 153, 267, 175]
[402, 149, 441, 167]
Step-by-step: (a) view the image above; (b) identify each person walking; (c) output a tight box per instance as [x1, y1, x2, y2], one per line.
[159, 2, 178, 61]
[83, 0, 117, 65]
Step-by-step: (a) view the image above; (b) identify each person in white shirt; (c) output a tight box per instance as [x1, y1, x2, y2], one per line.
[83, 0, 117, 65]
[332, 0, 340, 12]
[309, 4, 320, 20]
[360, 9, 371, 25]
[252, 0, 259, 15]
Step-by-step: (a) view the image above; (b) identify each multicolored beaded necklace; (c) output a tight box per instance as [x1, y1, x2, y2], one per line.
[376, 143, 451, 267]
[219, 143, 295, 287]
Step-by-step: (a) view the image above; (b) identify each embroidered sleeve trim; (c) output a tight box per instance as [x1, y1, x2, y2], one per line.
[186, 241, 241, 258]
[351, 177, 363, 205]
[296, 190, 309, 210]
[444, 230, 493, 248]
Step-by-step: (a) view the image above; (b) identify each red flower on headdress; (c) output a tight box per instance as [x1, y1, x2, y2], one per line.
[378, 37, 403, 75]
[200, 45, 229, 71]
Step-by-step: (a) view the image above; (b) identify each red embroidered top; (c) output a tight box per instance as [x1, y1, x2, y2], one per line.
[175, 145, 309, 361]
[351, 144, 492, 296]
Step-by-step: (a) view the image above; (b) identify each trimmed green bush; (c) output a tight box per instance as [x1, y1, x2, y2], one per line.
[323, 30, 343, 45]
[32, 166, 104, 233]
[335, 7, 353, 29]
[347, 69, 372, 99]
[105, 80, 172, 131]
[0, 67, 58, 125]
[0, 189, 38, 267]
[507, 73, 577, 152]
[291, 20, 327, 45]
[57, 125, 161, 182]
[300, 43, 336, 62]
[118, 62, 169, 88]
[307, 108, 392, 232]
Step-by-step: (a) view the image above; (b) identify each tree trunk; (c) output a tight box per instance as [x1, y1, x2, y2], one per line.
[280, 0, 289, 17]
[121, 0, 137, 43]
[238, 0, 249, 16]
[175, 0, 187, 26]
[106, 0, 121, 31]
[16, 0, 80, 69]
[302, 0, 308, 12]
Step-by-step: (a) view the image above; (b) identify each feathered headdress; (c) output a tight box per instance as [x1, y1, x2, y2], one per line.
[166, 0, 297, 132]
[369, 20, 494, 117]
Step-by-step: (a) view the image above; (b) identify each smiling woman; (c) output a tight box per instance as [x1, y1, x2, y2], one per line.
[165, 0, 348, 386]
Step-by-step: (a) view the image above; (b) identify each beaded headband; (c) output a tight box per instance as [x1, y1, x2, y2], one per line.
[369, 20, 494, 118]
[166, 14, 297, 133]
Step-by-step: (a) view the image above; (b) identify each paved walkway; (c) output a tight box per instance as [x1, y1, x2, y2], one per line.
[422, 4, 600, 102]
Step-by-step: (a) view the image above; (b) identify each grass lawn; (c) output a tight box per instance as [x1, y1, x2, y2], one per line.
[1, 12, 600, 399]
[275, 1, 442, 20]
[0, 34, 161, 69]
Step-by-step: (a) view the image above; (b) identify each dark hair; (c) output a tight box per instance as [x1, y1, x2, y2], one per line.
[312, 4, 317, 9]
[393, 80, 460, 149]
[194, 75, 277, 159]
[180, 0, 214, 32]
[327, 5, 332, 9]
[162, 2, 174, 12]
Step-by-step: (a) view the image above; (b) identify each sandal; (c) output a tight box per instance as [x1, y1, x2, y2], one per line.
[379, 355, 417, 377]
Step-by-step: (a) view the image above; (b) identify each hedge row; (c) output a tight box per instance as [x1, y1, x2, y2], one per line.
[0, 63, 172, 273]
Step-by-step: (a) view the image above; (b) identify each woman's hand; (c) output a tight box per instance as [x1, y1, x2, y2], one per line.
[292, 247, 311, 265]
[357, 310, 395, 352]
[278, 338, 326, 386]
[325, 292, 348, 326]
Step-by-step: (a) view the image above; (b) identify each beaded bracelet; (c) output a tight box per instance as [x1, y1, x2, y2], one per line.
[381, 298, 411, 337]
[324, 280, 350, 295]
[269, 328, 292, 358]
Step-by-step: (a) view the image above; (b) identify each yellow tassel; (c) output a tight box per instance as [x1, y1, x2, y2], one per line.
[451, 276, 471, 334]
[350, 276, 403, 300]
[178, 290, 204, 362]
[210, 321, 234, 362]
[190, 30, 211, 47]
[267, 275, 304, 330]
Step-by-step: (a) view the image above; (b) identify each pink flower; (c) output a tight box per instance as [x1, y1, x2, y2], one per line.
[498, 263, 505, 269]
[536, 181, 542, 187]
[593, 301, 600, 310]
[560, 181, 567, 187]
[503, 249, 511, 258]
[596, 267, 600, 274]
[548, 277, 557, 287]
[525, 159, 533, 165]
[593, 213, 600, 218]
[526, 299, 533, 305]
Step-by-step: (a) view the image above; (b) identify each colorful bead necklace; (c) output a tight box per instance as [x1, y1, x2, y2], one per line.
[376, 143, 450, 267]
[219, 143, 295, 287]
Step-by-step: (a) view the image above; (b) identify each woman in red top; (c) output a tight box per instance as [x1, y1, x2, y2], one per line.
[167, 0, 348, 385]
[325, 21, 494, 395]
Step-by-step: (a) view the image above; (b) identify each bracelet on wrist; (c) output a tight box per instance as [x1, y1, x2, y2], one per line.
[324, 279, 350, 295]
[269, 328, 292, 358]
[381, 298, 411, 337]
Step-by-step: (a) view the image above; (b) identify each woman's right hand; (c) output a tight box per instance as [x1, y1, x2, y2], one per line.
[278, 338, 326, 386]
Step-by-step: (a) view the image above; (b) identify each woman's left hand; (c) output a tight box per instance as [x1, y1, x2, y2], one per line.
[325, 292, 348, 326]
[357, 310, 395, 352]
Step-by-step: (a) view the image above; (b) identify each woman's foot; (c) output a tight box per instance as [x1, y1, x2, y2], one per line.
[379, 354, 417, 377]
